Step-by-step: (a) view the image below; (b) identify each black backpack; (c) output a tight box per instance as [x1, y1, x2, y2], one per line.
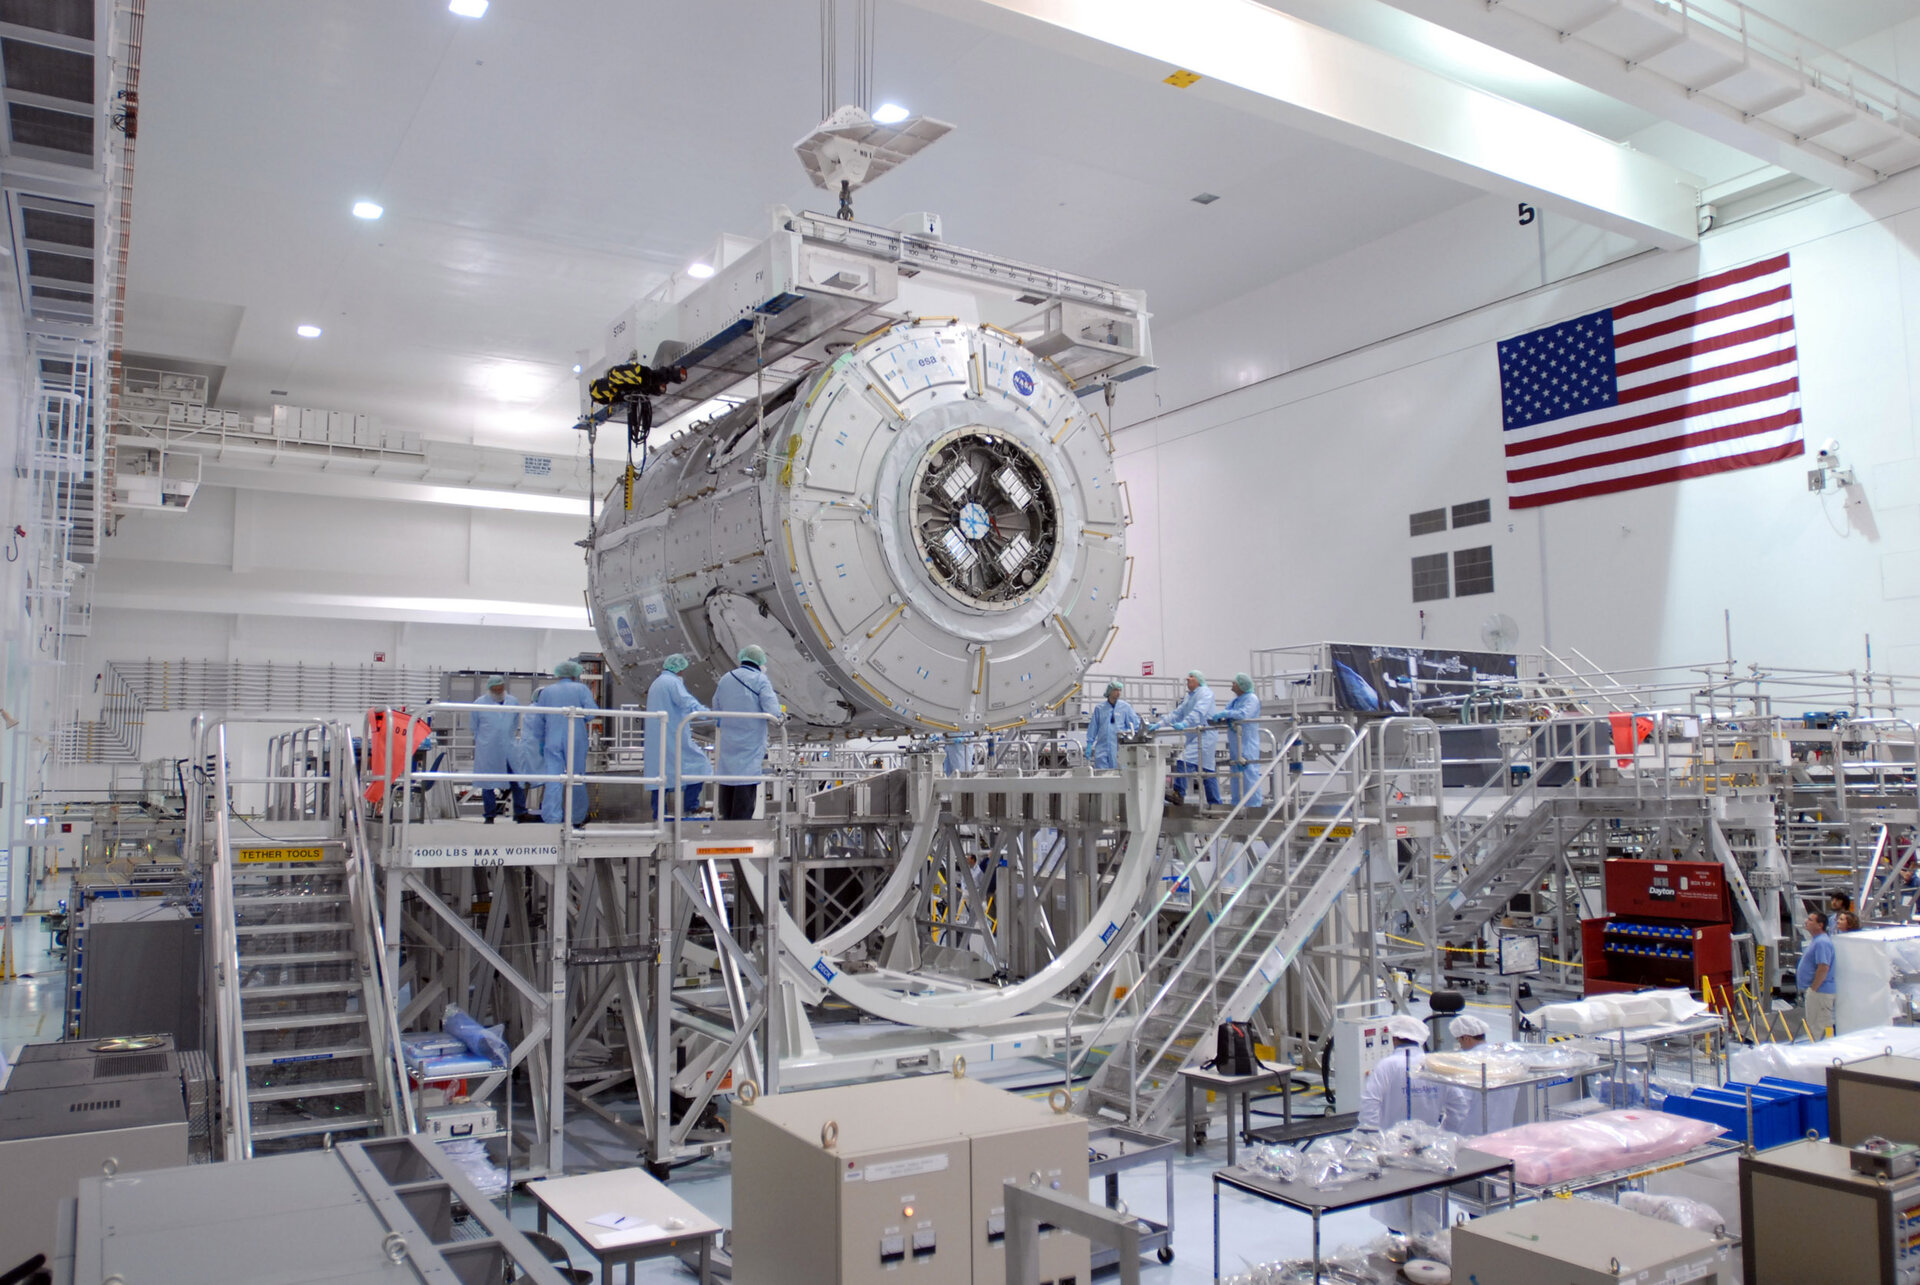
[1213, 1021, 1256, 1076]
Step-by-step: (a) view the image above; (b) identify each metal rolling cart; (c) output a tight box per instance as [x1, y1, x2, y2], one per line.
[1414, 1056, 1609, 1134]
[1087, 1123, 1177, 1268]
[1213, 1148, 1516, 1283]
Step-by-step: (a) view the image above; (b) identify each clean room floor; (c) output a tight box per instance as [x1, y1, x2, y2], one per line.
[0, 886, 1428, 1281]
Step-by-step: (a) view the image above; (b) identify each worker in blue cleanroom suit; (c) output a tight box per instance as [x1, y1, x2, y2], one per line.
[526, 660, 597, 825]
[472, 675, 527, 822]
[711, 644, 783, 820]
[1086, 679, 1140, 770]
[1210, 672, 1264, 807]
[942, 733, 970, 775]
[1162, 669, 1221, 806]
[645, 653, 710, 819]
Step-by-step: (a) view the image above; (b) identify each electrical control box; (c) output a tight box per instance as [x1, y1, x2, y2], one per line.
[1828, 1054, 1920, 1147]
[1583, 860, 1734, 1004]
[1331, 1002, 1395, 1112]
[732, 1076, 1088, 1285]
[1452, 1197, 1733, 1284]
[1741, 1138, 1920, 1284]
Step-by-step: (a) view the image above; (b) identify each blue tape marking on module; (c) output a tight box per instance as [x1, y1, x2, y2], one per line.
[1100, 921, 1119, 944]
[812, 958, 837, 984]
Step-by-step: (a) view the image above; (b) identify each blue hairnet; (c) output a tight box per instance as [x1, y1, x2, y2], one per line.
[738, 644, 768, 667]
[485, 674, 507, 689]
[1105, 679, 1125, 694]
[663, 654, 690, 674]
[554, 659, 584, 679]
[1233, 672, 1253, 694]
[1187, 669, 1205, 683]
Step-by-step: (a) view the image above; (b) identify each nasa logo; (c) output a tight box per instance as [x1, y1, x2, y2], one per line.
[1011, 369, 1035, 397]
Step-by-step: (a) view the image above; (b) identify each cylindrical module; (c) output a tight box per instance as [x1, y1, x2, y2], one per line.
[587, 320, 1128, 735]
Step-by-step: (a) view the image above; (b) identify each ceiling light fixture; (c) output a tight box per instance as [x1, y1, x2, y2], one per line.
[352, 200, 384, 220]
[686, 262, 715, 279]
[871, 102, 911, 124]
[448, 0, 488, 16]
[572, 364, 582, 374]
[296, 324, 323, 338]
[1191, 192, 1220, 205]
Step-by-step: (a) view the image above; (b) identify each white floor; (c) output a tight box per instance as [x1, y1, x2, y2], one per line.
[0, 875, 75, 1075]
[0, 889, 1493, 1281]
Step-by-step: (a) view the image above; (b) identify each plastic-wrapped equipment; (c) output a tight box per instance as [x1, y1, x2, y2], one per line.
[1618, 1189, 1727, 1233]
[1728, 1023, 1920, 1085]
[1834, 926, 1920, 1033]
[1376, 1119, 1463, 1173]
[1416, 1044, 1535, 1088]
[1301, 1133, 1383, 1188]
[1250, 1143, 1303, 1182]
[443, 1004, 511, 1068]
[1470, 1109, 1725, 1187]
[400, 1032, 496, 1080]
[439, 1137, 507, 1195]
[1522, 1043, 1605, 1071]
[1533, 988, 1708, 1034]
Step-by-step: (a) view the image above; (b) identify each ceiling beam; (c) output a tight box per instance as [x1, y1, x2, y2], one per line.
[93, 579, 592, 631]
[1374, 0, 1915, 193]
[950, 0, 1699, 248]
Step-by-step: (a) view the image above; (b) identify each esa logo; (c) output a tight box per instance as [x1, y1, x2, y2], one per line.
[1011, 369, 1035, 397]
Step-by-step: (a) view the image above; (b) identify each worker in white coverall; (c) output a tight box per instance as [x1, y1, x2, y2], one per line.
[1439, 1013, 1519, 1136]
[1359, 1013, 1446, 1233]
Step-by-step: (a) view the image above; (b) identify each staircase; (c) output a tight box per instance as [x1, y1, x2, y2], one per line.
[1437, 801, 1562, 939]
[1074, 729, 1380, 1132]
[203, 720, 406, 1159]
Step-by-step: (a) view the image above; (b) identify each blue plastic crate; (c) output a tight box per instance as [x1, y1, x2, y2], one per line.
[1757, 1076, 1829, 1138]
[1665, 1084, 1797, 1149]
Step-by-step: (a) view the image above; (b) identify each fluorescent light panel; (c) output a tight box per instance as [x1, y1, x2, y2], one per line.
[872, 102, 911, 124]
[687, 262, 715, 279]
[352, 200, 384, 220]
[449, 0, 488, 16]
[295, 324, 323, 338]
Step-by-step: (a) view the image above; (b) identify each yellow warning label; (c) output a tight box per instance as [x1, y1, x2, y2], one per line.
[1164, 69, 1202, 88]
[1306, 824, 1354, 839]
[236, 846, 326, 864]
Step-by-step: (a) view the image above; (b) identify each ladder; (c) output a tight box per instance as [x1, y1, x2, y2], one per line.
[202, 719, 407, 1159]
[1077, 729, 1378, 1133]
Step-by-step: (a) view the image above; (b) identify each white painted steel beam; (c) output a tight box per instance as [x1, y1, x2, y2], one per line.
[956, 0, 1699, 247]
[1374, 0, 1920, 192]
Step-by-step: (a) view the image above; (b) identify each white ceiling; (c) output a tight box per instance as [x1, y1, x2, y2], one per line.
[123, 0, 1919, 456]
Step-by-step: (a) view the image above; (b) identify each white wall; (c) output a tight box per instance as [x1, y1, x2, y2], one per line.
[1107, 167, 1920, 686]
[70, 482, 599, 784]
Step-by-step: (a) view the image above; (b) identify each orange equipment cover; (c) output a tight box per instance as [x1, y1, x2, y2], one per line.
[365, 708, 433, 810]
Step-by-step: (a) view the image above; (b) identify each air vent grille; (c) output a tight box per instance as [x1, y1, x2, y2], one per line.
[2, 37, 92, 103]
[10, 101, 90, 154]
[94, 1052, 170, 1078]
[27, 246, 89, 282]
[68, 1097, 121, 1113]
[22, 205, 91, 248]
[0, 0, 95, 40]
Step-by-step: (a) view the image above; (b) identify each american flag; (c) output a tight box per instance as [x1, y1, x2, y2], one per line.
[1497, 254, 1800, 509]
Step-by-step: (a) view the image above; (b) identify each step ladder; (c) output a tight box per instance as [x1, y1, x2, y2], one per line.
[1078, 733, 1378, 1133]
[202, 722, 406, 1160]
